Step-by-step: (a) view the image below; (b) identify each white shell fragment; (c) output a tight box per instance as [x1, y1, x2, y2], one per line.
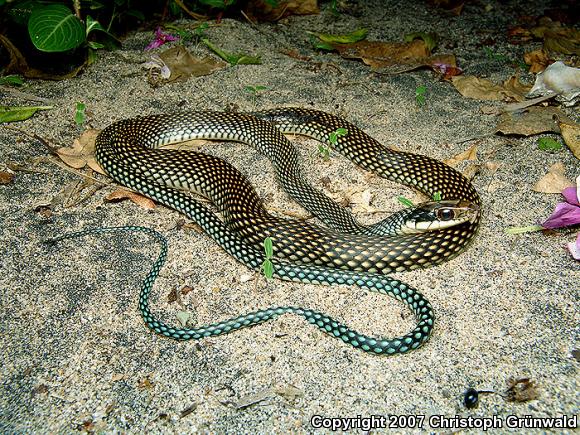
[527, 61, 580, 107]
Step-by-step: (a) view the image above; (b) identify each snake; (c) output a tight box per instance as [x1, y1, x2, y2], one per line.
[51, 108, 480, 354]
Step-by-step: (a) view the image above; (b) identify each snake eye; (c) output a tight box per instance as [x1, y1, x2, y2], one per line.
[437, 208, 455, 221]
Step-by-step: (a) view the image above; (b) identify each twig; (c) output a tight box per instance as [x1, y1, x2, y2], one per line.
[43, 156, 109, 186]
[503, 94, 556, 112]
[453, 133, 495, 145]
[240, 10, 259, 30]
[0, 86, 54, 104]
[173, 0, 207, 20]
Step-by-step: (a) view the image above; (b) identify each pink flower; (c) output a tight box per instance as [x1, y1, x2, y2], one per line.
[542, 176, 580, 261]
[542, 183, 580, 229]
[145, 28, 179, 51]
[568, 233, 580, 260]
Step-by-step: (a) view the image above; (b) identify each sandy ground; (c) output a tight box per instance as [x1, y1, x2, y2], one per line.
[1, 0, 578, 432]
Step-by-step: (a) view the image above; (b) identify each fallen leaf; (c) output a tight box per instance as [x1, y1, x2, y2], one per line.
[531, 18, 580, 55]
[274, 385, 303, 401]
[508, 26, 533, 45]
[559, 120, 580, 160]
[533, 162, 573, 193]
[235, 389, 276, 410]
[349, 188, 377, 214]
[523, 49, 551, 73]
[111, 373, 127, 382]
[0, 105, 53, 123]
[444, 144, 477, 166]
[240, 273, 254, 283]
[138, 375, 154, 390]
[176, 311, 190, 326]
[181, 285, 194, 295]
[429, 0, 464, 15]
[495, 106, 573, 136]
[105, 189, 156, 210]
[158, 46, 225, 82]
[505, 378, 539, 402]
[56, 129, 103, 173]
[312, 28, 368, 44]
[336, 39, 428, 67]
[244, 0, 319, 21]
[0, 171, 14, 184]
[503, 75, 532, 97]
[451, 75, 529, 101]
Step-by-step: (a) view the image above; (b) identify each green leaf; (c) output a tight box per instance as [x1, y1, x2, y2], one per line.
[415, 85, 427, 106]
[86, 15, 122, 49]
[404, 32, 438, 52]
[263, 237, 273, 258]
[397, 196, 415, 207]
[75, 102, 86, 126]
[125, 9, 145, 21]
[505, 225, 543, 234]
[28, 4, 85, 52]
[311, 38, 335, 51]
[87, 41, 105, 49]
[313, 28, 368, 44]
[202, 38, 261, 65]
[262, 259, 274, 279]
[0, 105, 53, 123]
[7, 0, 36, 26]
[198, 0, 236, 8]
[432, 192, 442, 201]
[335, 128, 348, 137]
[537, 137, 562, 152]
[0, 75, 24, 86]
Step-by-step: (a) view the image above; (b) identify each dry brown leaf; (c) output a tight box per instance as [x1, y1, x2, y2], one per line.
[485, 161, 501, 174]
[502, 75, 532, 98]
[274, 385, 303, 401]
[505, 378, 540, 402]
[245, 0, 318, 21]
[495, 106, 573, 136]
[451, 75, 528, 101]
[559, 120, 580, 160]
[533, 162, 573, 193]
[334, 39, 430, 69]
[508, 26, 533, 45]
[330, 38, 457, 75]
[0, 171, 14, 185]
[105, 189, 156, 210]
[429, 0, 464, 15]
[524, 49, 551, 73]
[159, 46, 225, 82]
[350, 188, 376, 214]
[444, 144, 477, 167]
[56, 129, 104, 174]
[531, 18, 580, 56]
[461, 163, 480, 181]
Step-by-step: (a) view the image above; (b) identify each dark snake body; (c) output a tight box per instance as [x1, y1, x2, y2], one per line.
[67, 108, 481, 354]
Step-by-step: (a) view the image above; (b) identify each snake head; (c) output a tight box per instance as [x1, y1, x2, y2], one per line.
[403, 200, 480, 233]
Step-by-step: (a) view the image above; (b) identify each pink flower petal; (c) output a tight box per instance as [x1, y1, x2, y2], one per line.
[562, 186, 579, 206]
[145, 40, 162, 51]
[542, 202, 580, 229]
[145, 27, 179, 51]
[567, 233, 580, 260]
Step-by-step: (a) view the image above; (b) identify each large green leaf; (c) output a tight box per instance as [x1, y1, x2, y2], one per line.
[0, 106, 53, 123]
[28, 4, 85, 52]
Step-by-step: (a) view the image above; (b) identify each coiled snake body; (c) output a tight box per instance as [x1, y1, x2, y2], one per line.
[57, 109, 480, 354]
